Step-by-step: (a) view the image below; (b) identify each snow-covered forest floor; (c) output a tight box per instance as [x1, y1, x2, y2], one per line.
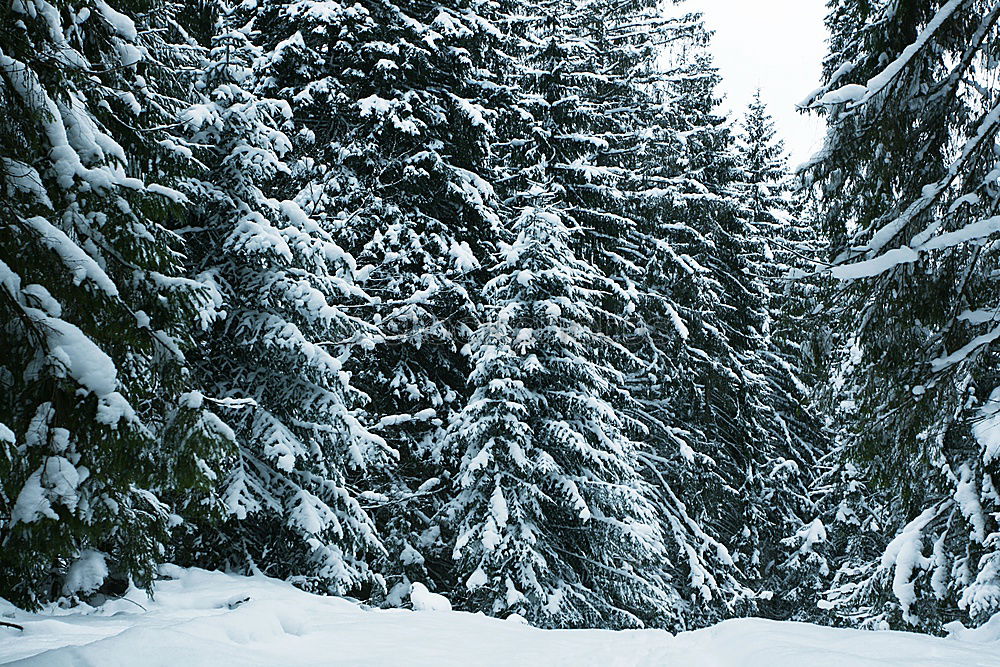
[2, 568, 998, 666]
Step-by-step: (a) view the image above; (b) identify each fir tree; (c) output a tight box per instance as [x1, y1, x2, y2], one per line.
[604, 15, 833, 625]
[249, 0, 505, 594]
[735, 92, 831, 620]
[0, 0, 230, 607]
[623, 15, 778, 623]
[802, 0, 1000, 631]
[171, 0, 388, 592]
[444, 202, 668, 629]
[476, 0, 824, 627]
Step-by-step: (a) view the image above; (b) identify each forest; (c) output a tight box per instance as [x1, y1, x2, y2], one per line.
[2, 0, 1000, 648]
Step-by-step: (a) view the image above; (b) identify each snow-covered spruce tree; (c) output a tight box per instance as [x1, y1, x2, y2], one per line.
[490, 0, 732, 627]
[802, 0, 1000, 631]
[590, 10, 832, 626]
[734, 91, 832, 621]
[250, 0, 504, 594]
[166, 1, 390, 593]
[738, 91, 832, 397]
[444, 201, 669, 629]
[487, 1, 824, 626]
[0, 0, 230, 607]
[644, 71, 775, 624]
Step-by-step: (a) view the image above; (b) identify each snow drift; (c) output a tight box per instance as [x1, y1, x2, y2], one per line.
[1, 567, 999, 666]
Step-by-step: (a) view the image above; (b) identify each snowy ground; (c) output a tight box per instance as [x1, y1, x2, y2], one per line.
[2, 568, 999, 666]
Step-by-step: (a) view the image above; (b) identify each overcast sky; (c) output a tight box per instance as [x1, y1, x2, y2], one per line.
[686, 0, 830, 167]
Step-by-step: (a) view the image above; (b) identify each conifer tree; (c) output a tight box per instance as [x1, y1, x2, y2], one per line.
[0, 0, 230, 607]
[597, 15, 832, 625]
[249, 0, 505, 593]
[444, 202, 669, 629]
[802, 0, 1000, 631]
[614, 15, 775, 623]
[735, 92, 831, 620]
[481, 0, 777, 626]
[171, 0, 388, 592]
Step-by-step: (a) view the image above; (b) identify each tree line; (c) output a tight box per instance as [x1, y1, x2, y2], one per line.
[1, 0, 998, 636]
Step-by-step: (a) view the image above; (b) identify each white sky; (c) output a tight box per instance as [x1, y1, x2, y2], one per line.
[687, 0, 830, 167]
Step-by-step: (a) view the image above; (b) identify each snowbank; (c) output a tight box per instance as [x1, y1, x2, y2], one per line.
[1, 567, 998, 666]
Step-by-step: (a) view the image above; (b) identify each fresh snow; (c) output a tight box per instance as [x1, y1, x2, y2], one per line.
[2, 568, 999, 666]
[24, 217, 119, 297]
[975, 386, 1000, 465]
[62, 551, 110, 597]
[813, 0, 964, 110]
[831, 216, 1000, 281]
[93, 0, 138, 41]
[830, 247, 919, 280]
[408, 582, 452, 612]
[815, 83, 867, 106]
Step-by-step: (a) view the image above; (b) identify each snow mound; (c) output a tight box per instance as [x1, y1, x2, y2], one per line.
[62, 550, 109, 597]
[1, 567, 998, 666]
[409, 582, 452, 612]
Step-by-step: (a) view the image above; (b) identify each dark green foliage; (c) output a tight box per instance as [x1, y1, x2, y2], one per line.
[803, 0, 1000, 631]
[0, 0, 842, 632]
[0, 0, 230, 608]
[734, 93, 832, 621]
[166, 1, 390, 592]
[245, 0, 507, 596]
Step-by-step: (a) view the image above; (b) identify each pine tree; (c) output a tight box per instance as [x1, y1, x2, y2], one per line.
[735, 92, 831, 620]
[0, 0, 230, 607]
[469, 0, 812, 627]
[168, 0, 389, 593]
[431, 0, 708, 626]
[481, 0, 833, 627]
[738, 91, 830, 410]
[606, 15, 833, 626]
[619, 14, 777, 624]
[249, 0, 505, 594]
[444, 202, 669, 629]
[802, 0, 1000, 631]
[485, 0, 740, 627]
